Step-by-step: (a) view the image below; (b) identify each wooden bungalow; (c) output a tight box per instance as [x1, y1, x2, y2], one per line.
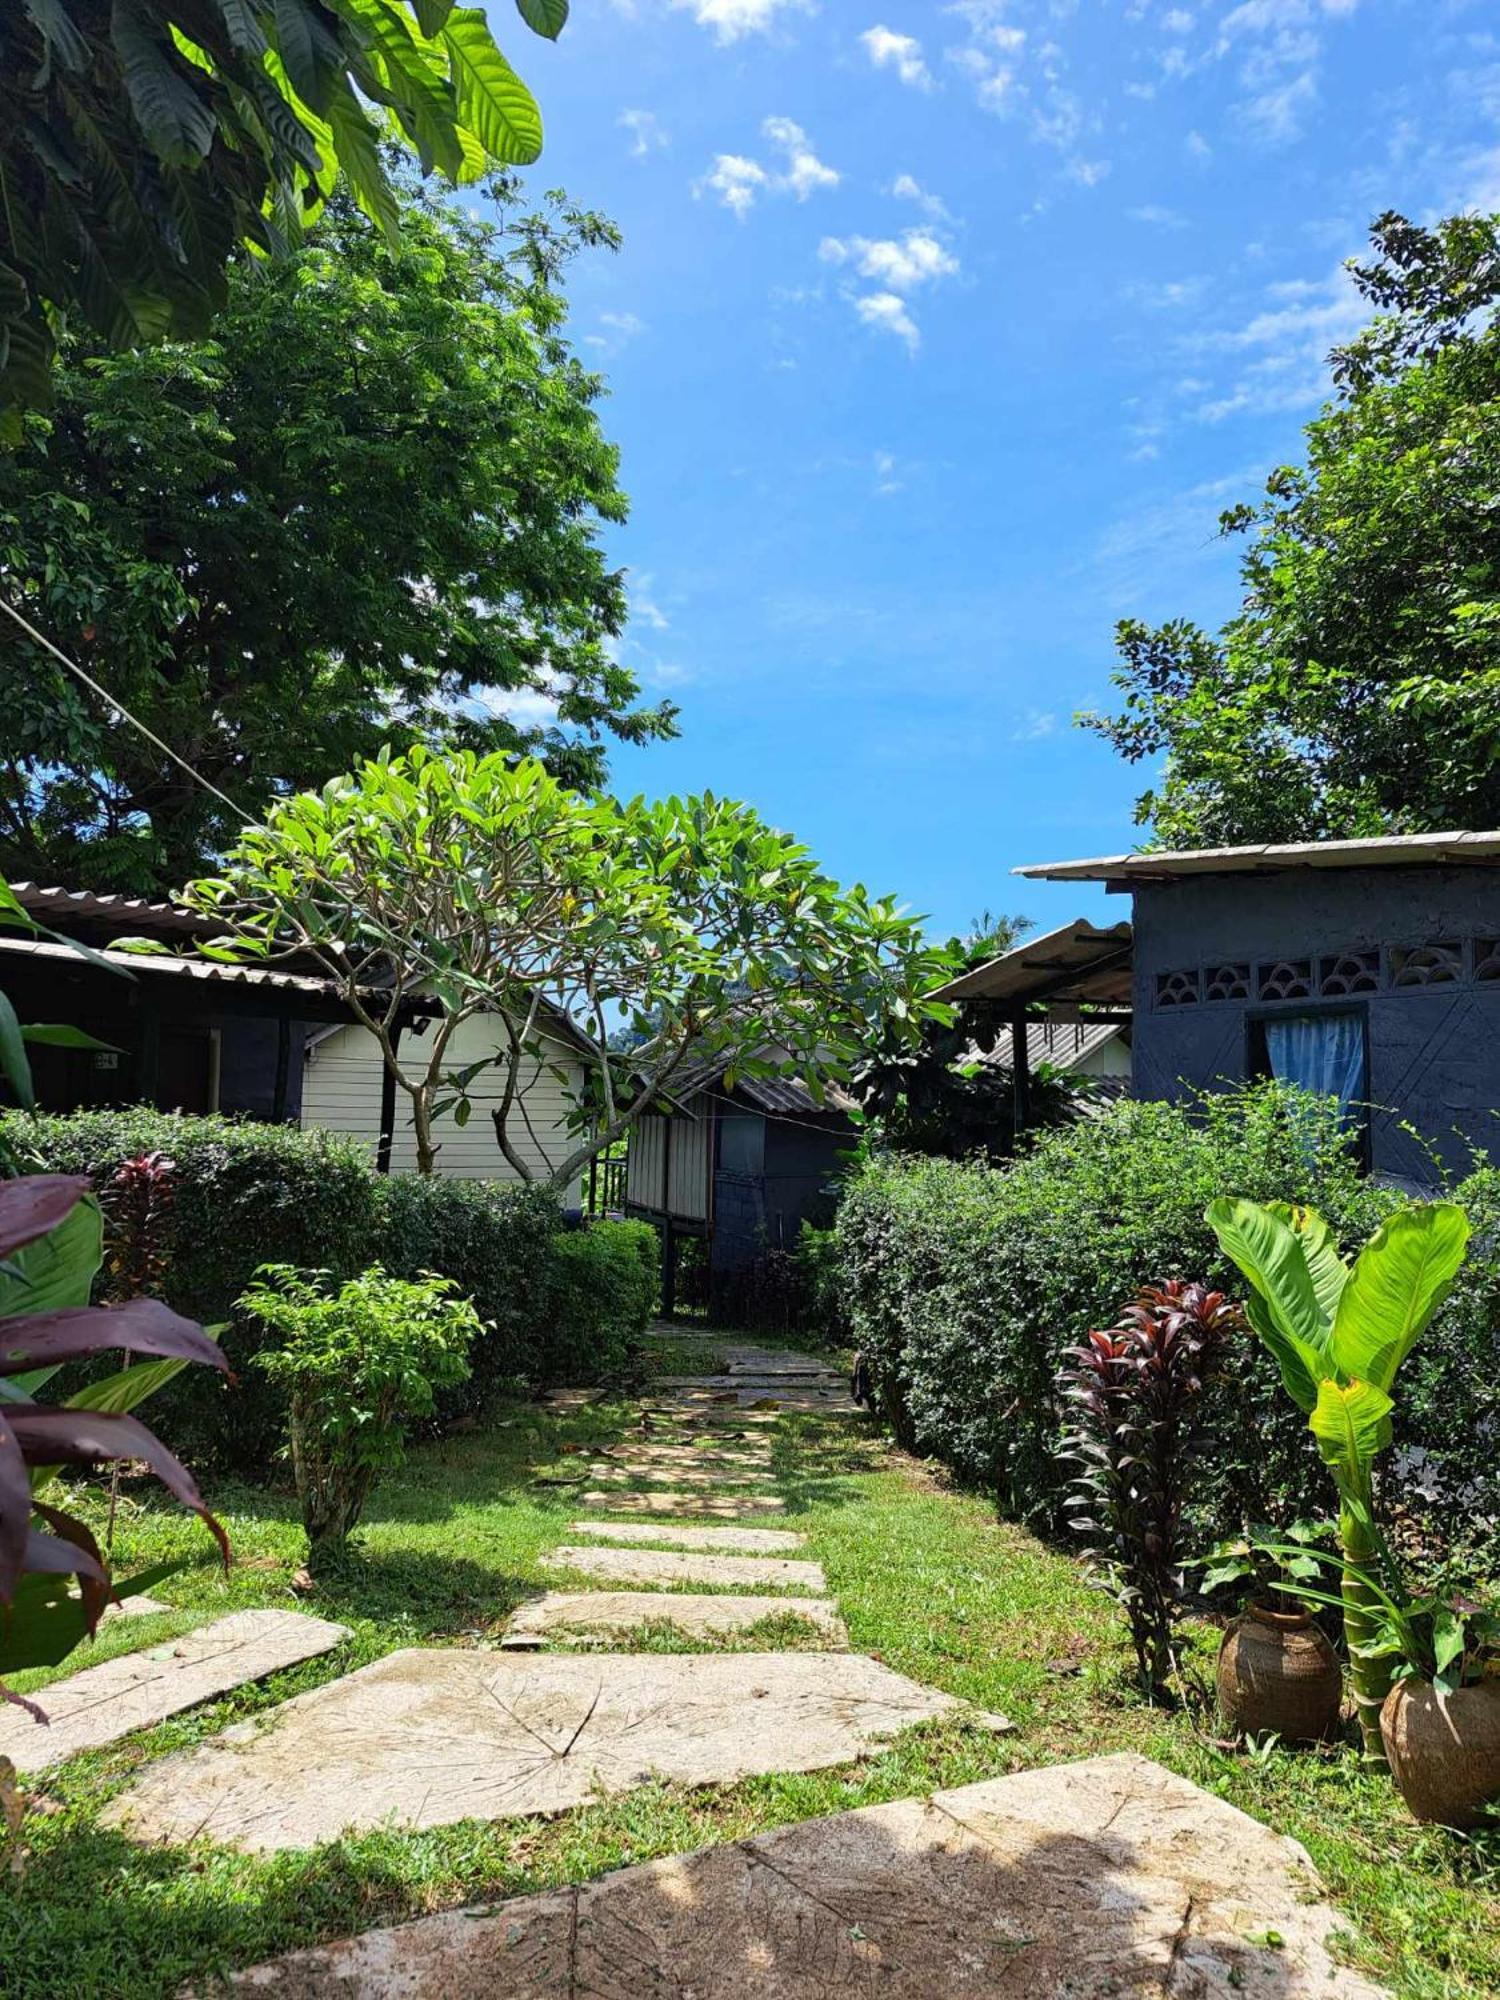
[622, 1059, 856, 1313]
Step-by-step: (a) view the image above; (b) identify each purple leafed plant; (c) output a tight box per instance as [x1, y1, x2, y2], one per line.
[1060, 1280, 1244, 1699]
[0, 1175, 229, 1717]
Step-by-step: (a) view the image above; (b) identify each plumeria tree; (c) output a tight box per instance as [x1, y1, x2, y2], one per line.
[182, 748, 955, 1187]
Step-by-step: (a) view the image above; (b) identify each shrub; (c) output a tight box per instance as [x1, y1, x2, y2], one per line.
[1060, 1282, 1244, 1697]
[834, 1085, 1401, 1538]
[374, 1175, 559, 1405]
[9, 1112, 376, 1472]
[546, 1220, 658, 1381]
[5, 1112, 653, 1474]
[243, 1265, 480, 1569]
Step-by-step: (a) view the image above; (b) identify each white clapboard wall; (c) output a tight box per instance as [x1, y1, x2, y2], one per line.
[301, 1013, 587, 1197]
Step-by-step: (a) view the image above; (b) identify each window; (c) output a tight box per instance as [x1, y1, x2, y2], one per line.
[1248, 1006, 1370, 1164]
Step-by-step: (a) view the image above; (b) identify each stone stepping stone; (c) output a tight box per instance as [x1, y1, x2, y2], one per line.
[101, 1592, 171, 1622]
[655, 1374, 845, 1391]
[585, 1465, 773, 1489]
[227, 1752, 1379, 1997]
[499, 1591, 847, 1650]
[597, 1447, 771, 1471]
[570, 1520, 807, 1555]
[581, 1489, 785, 1517]
[104, 1651, 970, 1854]
[0, 1610, 349, 1774]
[544, 1543, 827, 1593]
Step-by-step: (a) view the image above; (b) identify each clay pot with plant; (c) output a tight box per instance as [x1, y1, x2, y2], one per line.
[1202, 1521, 1343, 1744]
[1206, 1196, 1471, 1764]
[1268, 1499, 1500, 1827]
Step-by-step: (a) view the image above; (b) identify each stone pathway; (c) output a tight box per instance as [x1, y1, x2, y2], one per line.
[228, 1751, 1385, 1998]
[0, 1610, 348, 1773]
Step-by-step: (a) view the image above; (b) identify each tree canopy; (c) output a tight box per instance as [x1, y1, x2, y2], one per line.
[1, 0, 559, 430]
[0, 174, 675, 892]
[182, 748, 956, 1189]
[1086, 212, 1500, 846]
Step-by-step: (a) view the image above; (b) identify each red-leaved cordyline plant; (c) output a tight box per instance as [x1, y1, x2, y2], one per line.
[101, 1152, 177, 1303]
[1060, 1281, 1245, 1700]
[0, 1175, 229, 1718]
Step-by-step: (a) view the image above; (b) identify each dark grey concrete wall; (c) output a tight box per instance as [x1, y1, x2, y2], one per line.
[1129, 865, 1500, 1181]
[709, 1116, 849, 1277]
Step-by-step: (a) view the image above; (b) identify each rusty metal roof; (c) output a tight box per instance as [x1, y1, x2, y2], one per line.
[930, 919, 1133, 1008]
[1015, 829, 1500, 883]
[7, 882, 210, 934]
[0, 933, 348, 997]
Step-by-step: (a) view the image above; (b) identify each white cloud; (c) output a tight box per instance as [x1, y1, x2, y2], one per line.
[1126, 276, 1205, 309]
[696, 153, 769, 217]
[1162, 7, 1193, 28]
[762, 115, 840, 198]
[619, 108, 668, 158]
[856, 291, 921, 352]
[1188, 261, 1366, 420]
[1242, 67, 1317, 142]
[873, 449, 903, 494]
[1129, 203, 1187, 226]
[672, 0, 808, 43]
[1067, 157, 1111, 187]
[695, 118, 837, 218]
[628, 573, 670, 630]
[860, 24, 933, 88]
[891, 173, 951, 219]
[1185, 128, 1212, 158]
[1012, 709, 1059, 742]
[820, 228, 959, 290]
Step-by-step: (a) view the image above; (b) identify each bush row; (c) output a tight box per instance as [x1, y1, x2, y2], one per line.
[833, 1085, 1500, 1554]
[8, 1110, 658, 1475]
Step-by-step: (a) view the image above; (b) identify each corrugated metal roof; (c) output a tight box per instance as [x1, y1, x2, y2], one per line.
[663, 1054, 856, 1120]
[930, 919, 1133, 1007]
[7, 882, 210, 934]
[967, 1018, 1127, 1073]
[1015, 829, 1500, 883]
[0, 934, 347, 996]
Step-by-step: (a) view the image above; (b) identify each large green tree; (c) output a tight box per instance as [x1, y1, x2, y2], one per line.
[0, 175, 676, 892]
[1087, 212, 1500, 846]
[1, 0, 558, 428]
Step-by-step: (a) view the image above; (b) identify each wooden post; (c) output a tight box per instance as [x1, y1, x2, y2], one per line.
[271, 1016, 291, 1122]
[661, 1219, 677, 1319]
[375, 1022, 404, 1174]
[136, 1003, 161, 1109]
[1011, 1007, 1031, 1140]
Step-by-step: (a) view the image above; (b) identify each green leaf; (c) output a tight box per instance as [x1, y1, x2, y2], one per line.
[1265, 1200, 1349, 1326]
[1329, 1202, 1470, 1391]
[110, 0, 219, 164]
[21, 1024, 119, 1053]
[1308, 1376, 1393, 1487]
[411, 0, 456, 32]
[515, 0, 567, 38]
[1206, 1197, 1328, 1410]
[1431, 1604, 1466, 1679]
[442, 8, 543, 165]
[63, 1355, 190, 1416]
[0, 1197, 102, 1321]
[0, 991, 36, 1112]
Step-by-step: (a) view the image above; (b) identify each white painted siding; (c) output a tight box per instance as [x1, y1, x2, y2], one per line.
[301, 1013, 588, 1199]
[625, 1106, 711, 1222]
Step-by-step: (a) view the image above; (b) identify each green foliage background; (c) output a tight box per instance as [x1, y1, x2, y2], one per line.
[4, 1110, 656, 1473]
[833, 1086, 1500, 1562]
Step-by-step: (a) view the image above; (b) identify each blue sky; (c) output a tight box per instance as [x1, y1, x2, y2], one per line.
[488, 0, 1498, 938]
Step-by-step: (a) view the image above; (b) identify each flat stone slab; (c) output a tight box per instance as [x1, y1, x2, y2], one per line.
[545, 1544, 828, 1593]
[106, 1651, 967, 1854]
[228, 1752, 1383, 1997]
[655, 1375, 846, 1391]
[585, 1465, 773, 1489]
[570, 1520, 807, 1555]
[102, 1592, 171, 1621]
[499, 1591, 847, 1649]
[581, 1489, 786, 1517]
[598, 1443, 771, 1467]
[0, 1610, 349, 1774]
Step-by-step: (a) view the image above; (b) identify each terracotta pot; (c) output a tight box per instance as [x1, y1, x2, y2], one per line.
[1380, 1677, 1500, 1828]
[1217, 1603, 1343, 1743]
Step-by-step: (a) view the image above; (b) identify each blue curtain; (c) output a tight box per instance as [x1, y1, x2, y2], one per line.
[1265, 1012, 1366, 1119]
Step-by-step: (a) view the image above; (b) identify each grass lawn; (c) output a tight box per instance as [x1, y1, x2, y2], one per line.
[2, 1343, 1497, 1998]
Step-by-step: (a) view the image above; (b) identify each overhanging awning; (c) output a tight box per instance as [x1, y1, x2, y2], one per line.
[930, 919, 1133, 1012]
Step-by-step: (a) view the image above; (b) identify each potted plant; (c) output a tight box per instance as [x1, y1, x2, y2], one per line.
[1206, 1196, 1471, 1761]
[1201, 1521, 1343, 1743]
[1262, 1505, 1500, 1827]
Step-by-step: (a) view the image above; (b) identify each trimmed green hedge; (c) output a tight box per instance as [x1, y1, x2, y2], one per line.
[6, 1111, 657, 1476]
[832, 1085, 1500, 1547]
[546, 1219, 658, 1381]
